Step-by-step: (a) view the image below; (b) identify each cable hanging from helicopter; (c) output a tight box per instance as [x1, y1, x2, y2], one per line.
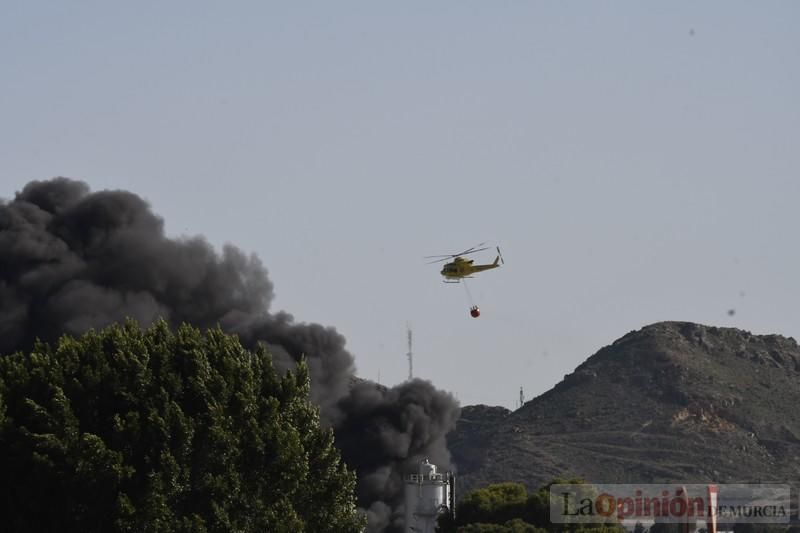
[424, 243, 504, 318]
[462, 279, 480, 318]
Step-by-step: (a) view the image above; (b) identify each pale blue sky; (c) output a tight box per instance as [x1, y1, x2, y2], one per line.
[3, 2, 799, 408]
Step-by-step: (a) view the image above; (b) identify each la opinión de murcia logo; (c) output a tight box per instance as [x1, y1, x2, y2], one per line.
[550, 483, 790, 524]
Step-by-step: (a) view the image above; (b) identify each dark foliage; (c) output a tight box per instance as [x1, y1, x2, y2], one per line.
[438, 480, 625, 533]
[0, 320, 365, 533]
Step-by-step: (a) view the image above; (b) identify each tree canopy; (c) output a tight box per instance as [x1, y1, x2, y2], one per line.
[439, 480, 626, 533]
[0, 319, 365, 533]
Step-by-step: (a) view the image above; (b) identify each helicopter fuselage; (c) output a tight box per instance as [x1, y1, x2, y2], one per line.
[440, 255, 501, 280]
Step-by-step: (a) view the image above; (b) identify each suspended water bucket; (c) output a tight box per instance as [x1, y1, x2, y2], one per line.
[469, 305, 480, 318]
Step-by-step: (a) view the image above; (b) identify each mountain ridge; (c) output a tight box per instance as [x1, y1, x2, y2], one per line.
[448, 321, 800, 496]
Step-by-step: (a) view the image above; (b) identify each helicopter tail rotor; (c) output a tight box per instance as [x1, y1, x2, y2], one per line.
[496, 246, 505, 265]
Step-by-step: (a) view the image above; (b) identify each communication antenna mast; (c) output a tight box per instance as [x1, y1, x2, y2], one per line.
[407, 323, 413, 381]
[519, 386, 525, 409]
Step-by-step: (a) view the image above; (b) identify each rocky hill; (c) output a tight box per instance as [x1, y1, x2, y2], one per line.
[448, 321, 800, 496]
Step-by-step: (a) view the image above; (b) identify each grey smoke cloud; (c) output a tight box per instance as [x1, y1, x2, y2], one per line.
[0, 177, 460, 532]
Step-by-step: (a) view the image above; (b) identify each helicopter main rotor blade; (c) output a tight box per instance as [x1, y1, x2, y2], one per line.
[457, 242, 489, 255]
[425, 257, 454, 264]
[424, 242, 490, 260]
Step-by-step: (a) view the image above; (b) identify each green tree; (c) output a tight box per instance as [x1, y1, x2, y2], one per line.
[457, 483, 529, 525]
[439, 479, 626, 533]
[457, 519, 547, 532]
[0, 320, 365, 533]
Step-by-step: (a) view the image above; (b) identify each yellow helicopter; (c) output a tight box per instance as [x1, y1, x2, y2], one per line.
[425, 243, 505, 283]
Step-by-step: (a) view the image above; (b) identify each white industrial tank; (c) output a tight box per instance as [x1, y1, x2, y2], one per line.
[404, 459, 453, 533]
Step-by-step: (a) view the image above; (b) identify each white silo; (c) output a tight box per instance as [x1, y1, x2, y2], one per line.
[403, 459, 453, 533]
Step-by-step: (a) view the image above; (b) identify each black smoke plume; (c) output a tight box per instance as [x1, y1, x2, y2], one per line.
[0, 178, 460, 532]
